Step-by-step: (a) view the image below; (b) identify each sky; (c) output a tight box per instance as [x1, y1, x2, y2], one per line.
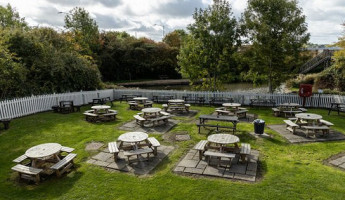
[0, 0, 344, 44]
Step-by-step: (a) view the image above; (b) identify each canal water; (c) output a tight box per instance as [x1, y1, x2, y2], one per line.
[138, 82, 270, 93]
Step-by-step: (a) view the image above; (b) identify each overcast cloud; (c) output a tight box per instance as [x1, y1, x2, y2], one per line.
[0, 0, 344, 44]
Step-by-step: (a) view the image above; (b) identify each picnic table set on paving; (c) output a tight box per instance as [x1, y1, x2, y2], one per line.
[215, 103, 248, 118]
[52, 100, 81, 114]
[128, 97, 153, 110]
[134, 107, 172, 127]
[284, 113, 334, 137]
[197, 114, 239, 133]
[272, 103, 307, 117]
[11, 143, 77, 184]
[162, 99, 190, 113]
[108, 132, 160, 163]
[83, 105, 117, 122]
[194, 133, 251, 167]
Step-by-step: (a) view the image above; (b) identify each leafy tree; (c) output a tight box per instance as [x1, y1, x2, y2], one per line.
[64, 7, 100, 56]
[0, 30, 27, 98]
[177, 0, 240, 91]
[242, 0, 310, 93]
[0, 4, 27, 29]
[163, 29, 187, 48]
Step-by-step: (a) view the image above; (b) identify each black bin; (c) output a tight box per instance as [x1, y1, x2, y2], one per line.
[253, 119, 265, 134]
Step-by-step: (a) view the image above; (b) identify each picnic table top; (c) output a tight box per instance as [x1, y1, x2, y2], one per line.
[199, 115, 238, 122]
[207, 134, 239, 145]
[279, 103, 300, 107]
[222, 103, 241, 107]
[25, 143, 62, 159]
[168, 99, 185, 103]
[118, 132, 148, 143]
[295, 113, 322, 120]
[133, 97, 148, 101]
[92, 105, 110, 110]
[142, 107, 161, 113]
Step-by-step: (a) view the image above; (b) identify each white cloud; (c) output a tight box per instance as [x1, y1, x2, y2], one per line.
[0, 0, 343, 43]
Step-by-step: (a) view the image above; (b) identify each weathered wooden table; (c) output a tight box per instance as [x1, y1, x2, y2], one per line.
[133, 97, 148, 104]
[207, 134, 240, 152]
[222, 103, 241, 111]
[198, 115, 239, 133]
[118, 132, 148, 150]
[91, 105, 111, 114]
[25, 143, 62, 167]
[295, 113, 322, 126]
[142, 107, 162, 119]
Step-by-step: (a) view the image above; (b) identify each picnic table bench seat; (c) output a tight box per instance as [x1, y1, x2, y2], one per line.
[50, 153, 77, 177]
[134, 115, 146, 126]
[84, 112, 98, 122]
[162, 104, 168, 111]
[319, 119, 334, 127]
[108, 142, 119, 161]
[148, 115, 171, 125]
[284, 120, 299, 134]
[236, 109, 248, 118]
[147, 137, 160, 156]
[301, 126, 330, 137]
[128, 101, 138, 110]
[204, 151, 236, 167]
[103, 111, 117, 121]
[240, 143, 251, 162]
[196, 123, 236, 134]
[193, 140, 208, 160]
[216, 109, 231, 115]
[299, 108, 308, 112]
[13, 155, 28, 164]
[282, 110, 302, 117]
[12, 164, 42, 184]
[123, 148, 154, 163]
[160, 111, 170, 116]
[61, 146, 75, 153]
[272, 108, 280, 116]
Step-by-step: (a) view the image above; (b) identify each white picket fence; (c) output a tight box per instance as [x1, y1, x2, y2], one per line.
[0, 88, 344, 120]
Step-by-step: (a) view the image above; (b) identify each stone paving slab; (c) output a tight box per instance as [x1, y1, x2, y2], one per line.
[89, 145, 174, 175]
[167, 110, 198, 117]
[85, 142, 104, 151]
[174, 148, 259, 182]
[268, 124, 345, 143]
[327, 153, 345, 170]
[118, 119, 179, 134]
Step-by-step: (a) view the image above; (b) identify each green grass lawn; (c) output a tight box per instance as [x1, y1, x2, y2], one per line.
[1, 102, 345, 199]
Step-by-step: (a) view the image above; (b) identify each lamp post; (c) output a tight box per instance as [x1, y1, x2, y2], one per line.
[154, 23, 165, 39]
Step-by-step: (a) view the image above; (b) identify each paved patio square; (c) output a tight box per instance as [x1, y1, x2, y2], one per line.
[268, 124, 345, 143]
[88, 145, 174, 175]
[174, 149, 259, 182]
[118, 119, 179, 134]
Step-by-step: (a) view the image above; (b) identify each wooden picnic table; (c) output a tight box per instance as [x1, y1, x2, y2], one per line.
[133, 97, 148, 104]
[222, 103, 241, 111]
[168, 99, 185, 104]
[142, 107, 162, 119]
[198, 115, 239, 133]
[25, 143, 62, 167]
[91, 105, 111, 114]
[207, 134, 240, 152]
[279, 103, 300, 108]
[295, 113, 322, 126]
[118, 132, 148, 150]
